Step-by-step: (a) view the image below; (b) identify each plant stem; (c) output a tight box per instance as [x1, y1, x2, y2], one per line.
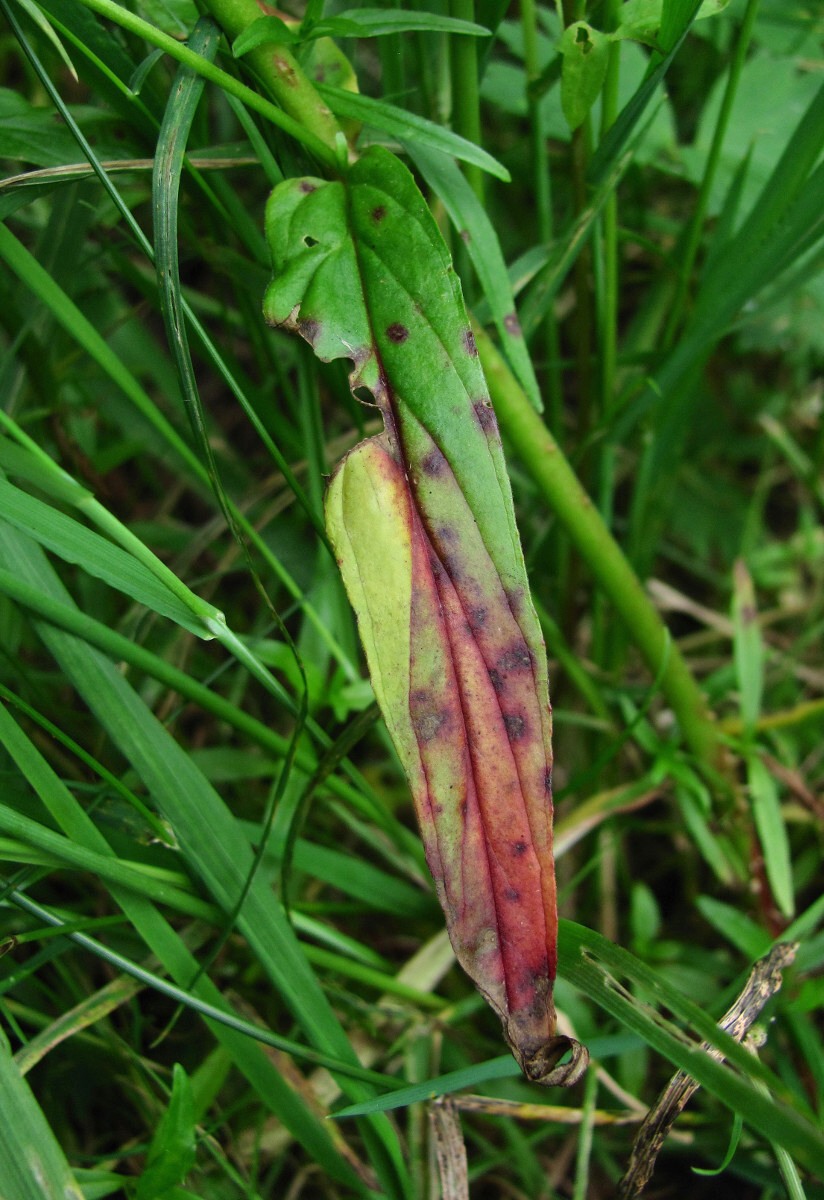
[521, 0, 563, 429]
[71, 0, 340, 168]
[662, 0, 762, 346]
[449, 0, 484, 203]
[200, 0, 344, 153]
[475, 325, 726, 776]
[592, 0, 622, 674]
[598, 2, 621, 426]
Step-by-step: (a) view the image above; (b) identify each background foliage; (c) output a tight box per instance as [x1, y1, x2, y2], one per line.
[1, 0, 823, 1196]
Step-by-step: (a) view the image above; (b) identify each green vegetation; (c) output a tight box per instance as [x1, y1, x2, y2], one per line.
[1, 0, 823, 1196]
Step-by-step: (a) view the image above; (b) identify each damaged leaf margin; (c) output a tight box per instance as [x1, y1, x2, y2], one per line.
[264, 146, 587, 1086]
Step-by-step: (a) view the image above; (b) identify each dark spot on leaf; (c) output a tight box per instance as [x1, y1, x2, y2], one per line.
[503, 312, 522, 336]
[505, 887, 521, 903]
[462, 328, 478, 357]
[460, 228, 471, 244]
[460, 800, 468, 818]
[372, 205, 387, 222]
[741, 603, 757, 624]
[421, 447, 447, 476]
[504, 714, 527, 740]
[473, 400, 498, 433]
[433, 802, 444, 815]
[506, 587, 525, 615]
[488, 668, 503, 693]
[386, 323, 409, 343]
[499, 643, 532, 672]
[298, 181, 317, 194]
[469, 606, 487, 629]
[429, 555, 444, 580]
[544, 769, 553, 793]
[298, 317, 321, 343]
[411, 691, 449, 742]
[512, 840, 528, 857]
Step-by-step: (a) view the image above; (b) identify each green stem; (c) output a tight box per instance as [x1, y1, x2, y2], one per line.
[662, 0, 761, 346]
[593, 0, 621, 673]
[449, 0, 484, 203]
[475, 326, 726, 776]
[200, 0, 344, 153]
[521, 0, 563, 431]
[598, 4, 621, 425]
[73, 0, 340, 169]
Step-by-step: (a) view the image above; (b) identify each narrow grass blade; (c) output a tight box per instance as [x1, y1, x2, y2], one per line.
[0, 523, 411, 1198]
[558, 923, 824, 1175]
[587, 0, 701, 185]
[0, 1027, 84, 1200]
[0, 475, 205, 635]
[0, 700, 376, 1190]
[747, 756, 794, 920]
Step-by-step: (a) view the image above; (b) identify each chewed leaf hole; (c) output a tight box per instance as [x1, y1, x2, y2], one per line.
[353, 384, 377, 409]
[303, 235, 319, 247]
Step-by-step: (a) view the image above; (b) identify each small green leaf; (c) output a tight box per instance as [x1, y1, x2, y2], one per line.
[134, 1065, 196, 1199]
[732, 559, 764, 736]
[232, 15, 296, 58]
[613, 0, 663, 46]
[693, 1112, 744, 1175]
[614, 0, 725, 46]
[558, 21, 609, 131]
[630, 882, 661, 947]
[695, 896, 771, 959]
[747, 756, 794, 920]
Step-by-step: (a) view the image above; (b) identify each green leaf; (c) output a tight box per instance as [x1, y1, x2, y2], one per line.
[659, 0, 703, 50]
[732, 559, 764, 735]
[403, 142, 542, 410]
[315, 84, 511, 181]
[559, 21, 609, 131]
[614, 0, 731, 46]
[308, 8, 491, 39]
[0, 87, 80, 167]
[8, 0, 78, 79]
[747, 756, 794, 920]
[263, 145, 585, 1086]
[587, 2, 700, 185]
[135, 1065, 196, 1200]
[0, 1027, 85, 1200]
[334, 1055, 520, 1118]
[0, 524, 407, 1199]
[232, 15, 296, 57]
[695, 896, 772, 959]
[0, 475, 206, 636]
